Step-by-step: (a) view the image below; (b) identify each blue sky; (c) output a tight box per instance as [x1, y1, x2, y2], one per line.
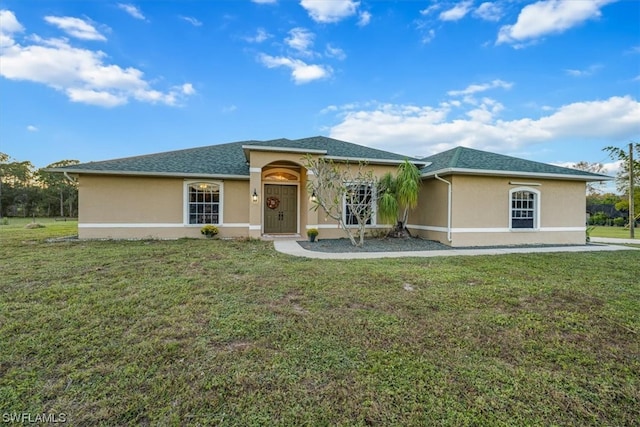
[0, 0, 638, 186]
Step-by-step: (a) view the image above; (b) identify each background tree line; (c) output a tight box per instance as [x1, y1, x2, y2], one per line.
[0, 152, 79, 219]
[577, 143, 639, 227]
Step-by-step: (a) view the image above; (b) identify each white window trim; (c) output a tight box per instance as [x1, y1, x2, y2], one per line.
[342, 182, 377, 227]
[509, 187, 540, 231]
[184, 180, 224, 226]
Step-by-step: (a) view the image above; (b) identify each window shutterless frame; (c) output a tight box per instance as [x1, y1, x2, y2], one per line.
[184, 181, 223, 225]
[509, 187, 540, 230]
[343, 182, 376, 226]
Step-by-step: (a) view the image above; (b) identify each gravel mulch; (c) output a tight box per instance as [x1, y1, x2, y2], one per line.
[298, 237, 452, 253]
[298, 237, 589, 253]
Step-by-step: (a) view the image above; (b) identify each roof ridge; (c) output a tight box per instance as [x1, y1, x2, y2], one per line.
[449, 146, 464, 167]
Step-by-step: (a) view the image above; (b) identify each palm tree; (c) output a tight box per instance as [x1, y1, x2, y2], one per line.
[378, 159, 421, 237]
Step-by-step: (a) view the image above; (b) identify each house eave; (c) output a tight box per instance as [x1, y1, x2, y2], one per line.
[45, 168, 250, 180]
[421, 167, 612, 182]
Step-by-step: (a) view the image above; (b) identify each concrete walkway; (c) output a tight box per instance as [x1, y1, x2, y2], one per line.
[590, 237, 639, 245]
[274, 239, 638, 260]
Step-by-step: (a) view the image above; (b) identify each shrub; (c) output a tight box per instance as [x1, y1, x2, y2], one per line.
[306, 228, 319, 238]
[613, 217, 627, 227]
[589, 212, 608, 226]
[200, 225, 219, 237]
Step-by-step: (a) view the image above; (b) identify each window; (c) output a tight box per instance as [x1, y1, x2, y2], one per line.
[188, 183, 220, 224]
[510, 189, 538, 229]
[344, 183, 376, 226]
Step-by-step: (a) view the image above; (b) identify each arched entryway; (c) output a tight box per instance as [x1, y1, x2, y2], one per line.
[262, 165, 300, 234]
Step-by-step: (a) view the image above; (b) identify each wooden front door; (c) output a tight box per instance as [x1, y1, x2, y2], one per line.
[264, 184, 297, 234]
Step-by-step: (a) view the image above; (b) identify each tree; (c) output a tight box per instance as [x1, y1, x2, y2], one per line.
[613, 188, 640, 224]
[37, 160, 79, 217]
[305, 156, 379, 247]
[377, 159, 421, 237]
[603, 144, 640, 193]
[0, 152, 7, 218]
[571, 161, 607, 195]
[0, 156, 35, 217]
[604, 143, 639, 237]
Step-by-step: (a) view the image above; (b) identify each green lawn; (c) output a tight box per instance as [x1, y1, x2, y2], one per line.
[1, 223, 639, 426]
[589, 225, 639, 239]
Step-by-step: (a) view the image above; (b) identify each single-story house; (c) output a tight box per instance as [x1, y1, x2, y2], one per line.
[51, 136, 610, 246]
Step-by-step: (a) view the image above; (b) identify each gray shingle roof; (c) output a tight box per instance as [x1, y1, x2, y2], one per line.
[51, 138, 610, 182]
[421, 146, 611, 181]
[52, 136, 418, 177]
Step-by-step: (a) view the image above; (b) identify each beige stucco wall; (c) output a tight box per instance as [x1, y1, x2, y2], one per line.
[223, 180, 250, 224]
[407, 178, 449, 240]
[409, 174, 587, 246]
[79, 175, 183, 224]
[77, 175, 251, 239]
[450, 175, 586, 229]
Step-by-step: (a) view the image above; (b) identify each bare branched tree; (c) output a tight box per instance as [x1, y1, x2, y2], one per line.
[304, 155, 379, 247]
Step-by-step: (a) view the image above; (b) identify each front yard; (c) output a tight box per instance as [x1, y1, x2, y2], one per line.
[1, 222, 638, 425]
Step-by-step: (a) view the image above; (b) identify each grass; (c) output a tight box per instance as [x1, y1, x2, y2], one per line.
[589, 225, 639, 239]
[1, 222, 639, 426]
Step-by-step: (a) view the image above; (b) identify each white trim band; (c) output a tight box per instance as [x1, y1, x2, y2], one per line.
[80, 223, 252, 229]
[408, 225, 585, 233]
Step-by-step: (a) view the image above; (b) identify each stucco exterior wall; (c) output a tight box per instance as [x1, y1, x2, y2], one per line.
[77, 175, 251, 239]
[223, 180, 250, 225]
[407, 178, 449, 241]
[408, 175, 587, 246]
[79, 175, 183, 224]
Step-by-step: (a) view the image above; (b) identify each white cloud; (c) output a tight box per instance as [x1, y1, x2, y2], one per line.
[44, 16, 106, 41]
[300, 0, 360, 23]
[117, 4, 145, 20]
[181, 83, 195, 95]
[245, 28, 271, 43]
[564, 64, 602, 77]
[420, 4, 440, 16]
[439, 1, 474, 22]
[180, 16, 202, 27]
[473, 2, 503, 22]
[358, 11, 371, 27]
[447, 79, 513, 96]
[0, 11, 194, 107]
[325, 96, 639, 159]
[422, 29, 436, 44]
[497, 0, 616, 46]
[286, 27, 314, 55]
[27, 125, 38, 132]
[0, 10, 24, 47]
[258, 54, 331, 84]
[325, 44, 346, 60]
[67, 88, 127, 107]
